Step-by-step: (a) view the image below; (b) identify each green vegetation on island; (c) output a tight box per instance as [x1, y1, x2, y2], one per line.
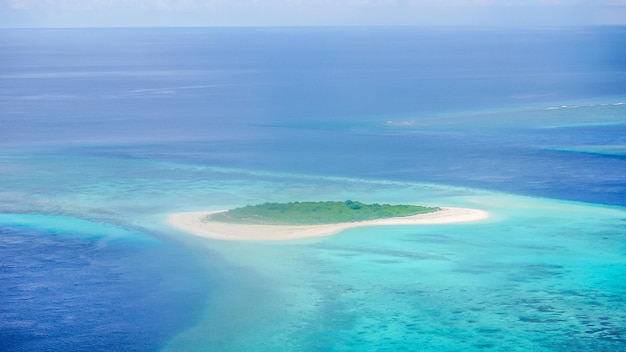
[207, 200, 440, 225]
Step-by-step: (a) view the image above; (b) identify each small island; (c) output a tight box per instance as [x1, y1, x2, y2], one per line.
[207, 200, 439, 225]
[167, 201, 490, 241]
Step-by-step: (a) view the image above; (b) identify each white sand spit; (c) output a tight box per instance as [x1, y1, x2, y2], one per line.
[167, 207, 490, 241]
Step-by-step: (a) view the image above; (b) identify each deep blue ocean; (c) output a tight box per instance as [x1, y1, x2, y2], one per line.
[1, 27, 625, 351]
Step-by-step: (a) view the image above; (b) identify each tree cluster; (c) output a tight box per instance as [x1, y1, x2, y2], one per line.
[207, 200, 439, 225]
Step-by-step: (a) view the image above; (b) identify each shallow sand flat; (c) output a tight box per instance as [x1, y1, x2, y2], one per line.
[167, 207, 490, 241]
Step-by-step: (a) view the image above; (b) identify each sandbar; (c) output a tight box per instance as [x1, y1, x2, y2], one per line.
[167, 207, 490, 241]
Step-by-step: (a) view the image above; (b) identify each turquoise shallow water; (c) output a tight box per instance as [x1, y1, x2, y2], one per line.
[163, 194, 626, 351]
[1, 147, 625, 351]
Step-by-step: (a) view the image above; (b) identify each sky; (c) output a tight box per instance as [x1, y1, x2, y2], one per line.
[0, 0, 625, 28]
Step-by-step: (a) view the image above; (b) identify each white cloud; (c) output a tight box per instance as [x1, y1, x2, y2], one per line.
[2, 0, 609, 10]
[1, 0, 624, 26]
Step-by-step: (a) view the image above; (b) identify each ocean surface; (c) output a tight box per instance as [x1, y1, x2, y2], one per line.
[1, 27, 625, 351]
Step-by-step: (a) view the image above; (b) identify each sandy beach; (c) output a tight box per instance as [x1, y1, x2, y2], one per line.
[167, 207, 490, 241]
